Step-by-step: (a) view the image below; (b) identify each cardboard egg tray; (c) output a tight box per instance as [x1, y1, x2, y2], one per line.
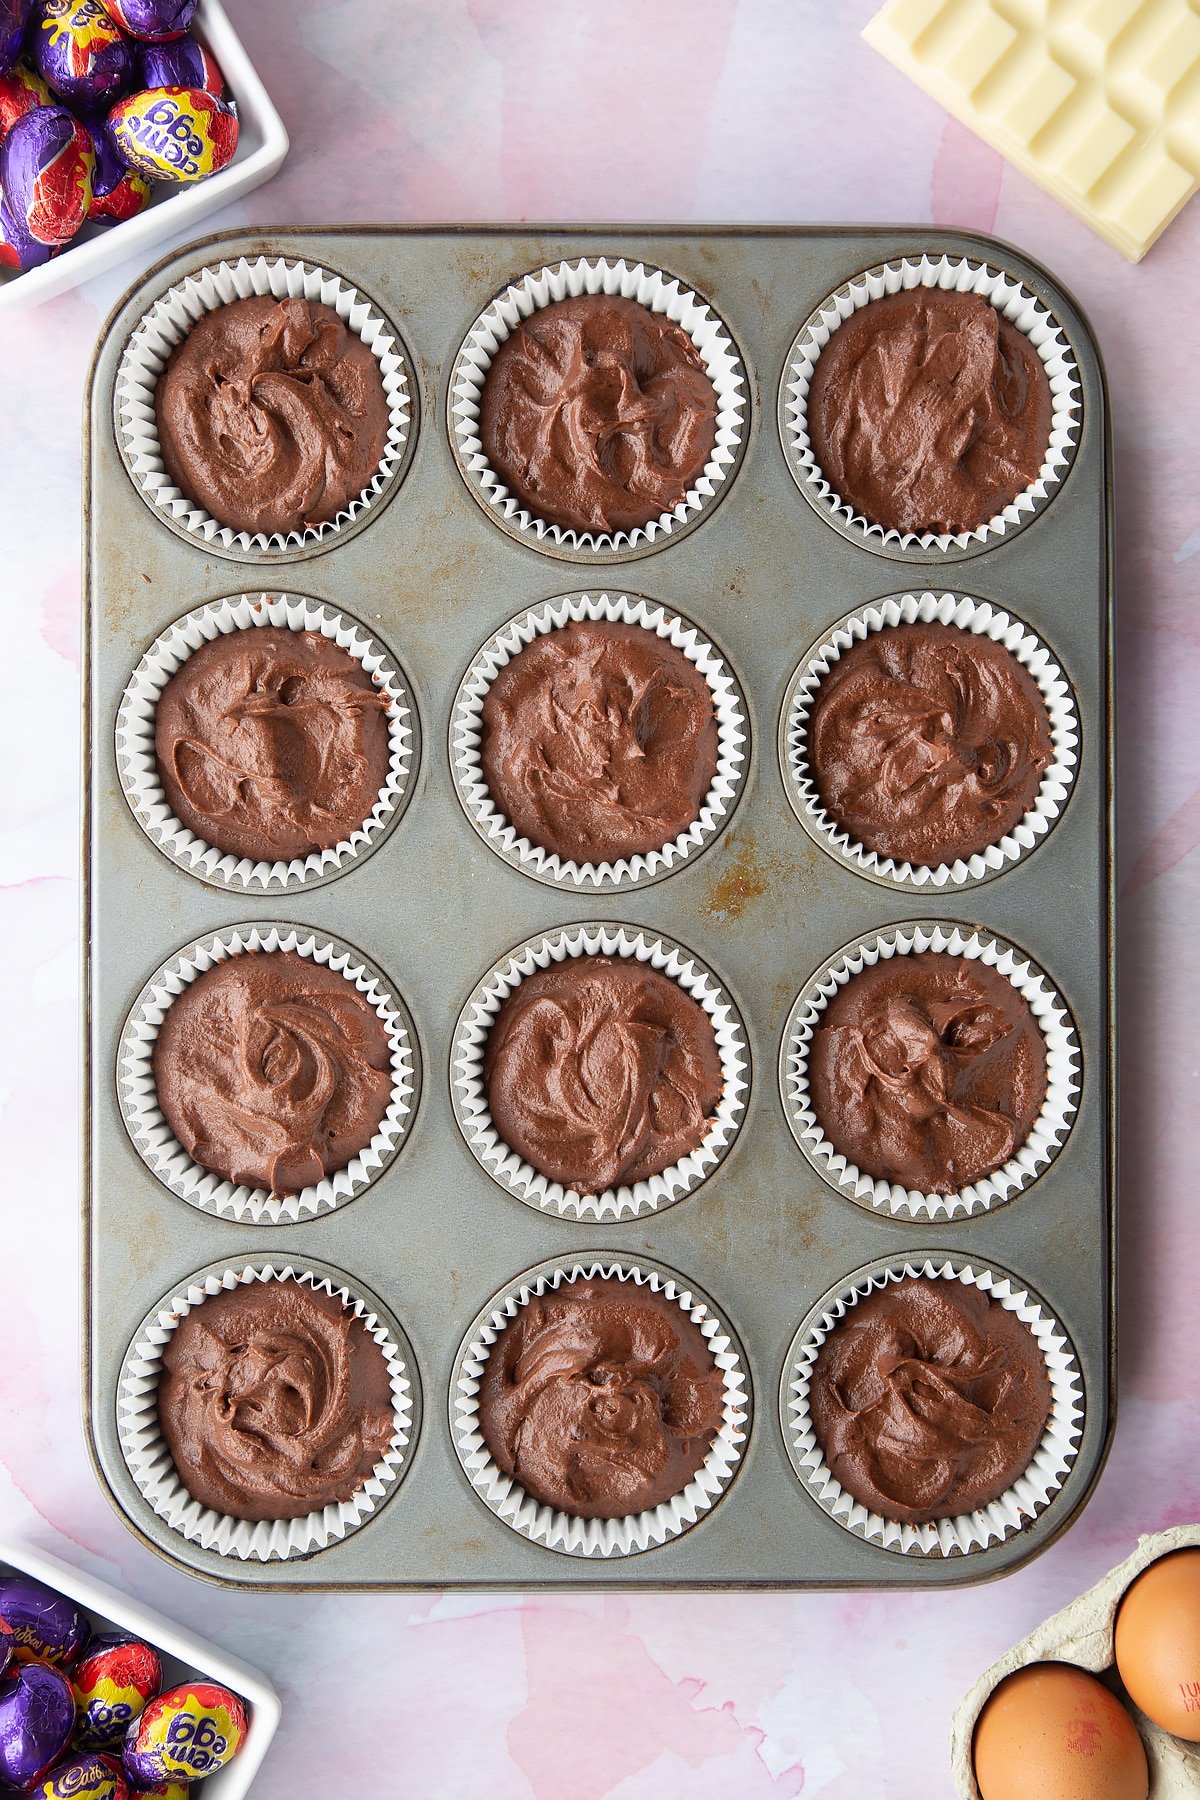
[83, 226, 1114, 1589]
[951, 1525, 1200, 1796]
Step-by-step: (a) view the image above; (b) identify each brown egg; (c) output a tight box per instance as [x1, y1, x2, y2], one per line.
[1114, 1547, 1200, 1741]
[973, 1661, 1149, 1800]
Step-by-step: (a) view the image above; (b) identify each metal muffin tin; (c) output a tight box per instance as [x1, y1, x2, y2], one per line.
[83, 226, 1114, 1590]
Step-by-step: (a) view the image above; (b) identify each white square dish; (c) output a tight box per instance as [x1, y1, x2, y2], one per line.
[0, 1537, 281, 1796]
[0, 0, 288, 313]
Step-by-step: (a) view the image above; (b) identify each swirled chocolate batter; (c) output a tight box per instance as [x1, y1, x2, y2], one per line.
[808, 622, 1054, 865]
[154, 627, 391, 864]
[483, 956, 723, 1193]
[807, 290, 1053, 535]
[153, 951, 394, 1195]
[479, 294, 718, 535]
[477, 1276, 724, 1518]
[807, 952, 1046, 1193]
[155, 296, 391, 537]
[809, 1275, 1052, 1524]
[479, 620, 719, 864]
[158, 1279, 395, 1521]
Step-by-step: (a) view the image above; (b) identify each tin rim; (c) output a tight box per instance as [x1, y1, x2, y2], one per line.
[117, 922, 421, 1224]
[778, 921, 1080, 1220]
[447, 255, 749, 563]
[113, 253, 418, 563]
[117, 1257, 421, 1562]
[115, 594, 420, 894]
[777, 254, 1082, 562]
[450, 921, 750, 1220]
[450, 1252, 751, 1558]
[778, 1251, 1084, 1557]
[449, 590, 750, 891]
[778, 591, 1080, 890]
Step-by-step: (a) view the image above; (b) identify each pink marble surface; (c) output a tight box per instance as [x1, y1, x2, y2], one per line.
[1, 2, 1198, 1793]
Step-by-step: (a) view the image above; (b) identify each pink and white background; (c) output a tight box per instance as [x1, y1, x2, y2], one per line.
[2, 2, 1199, 1793]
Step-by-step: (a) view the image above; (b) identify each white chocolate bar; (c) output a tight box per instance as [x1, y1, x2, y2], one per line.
[863, 0, 1200, 261]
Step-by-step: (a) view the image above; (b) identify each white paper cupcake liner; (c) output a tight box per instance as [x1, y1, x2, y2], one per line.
[450, 591, 749, 890]
[451, 923, 749, 1221]
[780, 591, 1080, 889]
[780, 922, 1080, 1221]
[451, 1255, 750, 1558]
[449, 256, 748, 559]
[779, 255, 1082, 558]
[780, 1254, 1084, 1557]
[116, 594, 419, 894]
[117, 1260, 419, 1563]
[115, 255, 416, 561]
[118, 923, 420, 1225]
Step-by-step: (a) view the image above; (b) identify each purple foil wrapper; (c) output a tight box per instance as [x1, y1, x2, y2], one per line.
[29, 1749, 131, 1799]
[0, 1662, 76, 1789]
[137, 32, 220, 97]
[32, 0, 132, 107]
[0, 0, 35, 75]
[87, 116, 148, 220]
[0, 1570, 90, 1667]
[0, 191, 59, 265]
[99, 0, 194, 42]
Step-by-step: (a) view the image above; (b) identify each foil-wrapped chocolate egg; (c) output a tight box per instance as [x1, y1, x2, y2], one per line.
[98, 0, 194, 42]
[72, 1632, 162, 1752]
[0, 1661, 77, 1790]
[0, 0, 35, 75]
[122, 1682, 246, 1785]
[0, 1571, 90, 1669]
[30, 1749, 131, 1799]
[137, 32, 219, 96]
[0, 57, 49, 140]
[86, 116, 148, 220]
[0, 185, 59, 264]
[31, 0, 132, 109]
[0, 1615, 13, 1679]
[136, 1782, 188, 1799]
[107, 83, 235, 181]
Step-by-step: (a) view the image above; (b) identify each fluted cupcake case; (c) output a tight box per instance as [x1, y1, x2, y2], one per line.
[84, 226, 1113, 1591]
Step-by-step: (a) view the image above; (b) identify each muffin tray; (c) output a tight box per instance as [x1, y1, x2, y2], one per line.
[83, 225, 1114, 1589]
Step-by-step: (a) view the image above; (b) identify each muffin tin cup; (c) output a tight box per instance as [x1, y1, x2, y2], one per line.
[117, 923, 421, 1225]
[117, 1259, 420, 1563]
[450, 1254, 750, 1559]
[450, 591, 749, 891]
[779, 590, 1080, 890]
[779, 922, 1080, 1221]
[114, 255, 416, 562]
[116, 594, 420, 895]
[779, 1253, 1084, 1558]
[448, 256, 748, 561]
[451, 922, 750, 1221]
[779, 254, 1082, 560]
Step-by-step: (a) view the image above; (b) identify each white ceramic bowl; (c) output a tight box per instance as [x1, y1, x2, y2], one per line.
[0, 1537, 281, 1795]
[0, 0, 288, 313]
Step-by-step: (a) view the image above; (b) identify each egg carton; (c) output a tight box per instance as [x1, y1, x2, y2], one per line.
[0, 1538, 280, 1795]
[82, 225, 1114, 1590]
[951, 1524, 1200, 1797]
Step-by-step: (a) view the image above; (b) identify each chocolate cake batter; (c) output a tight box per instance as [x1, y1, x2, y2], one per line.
[807, 290, 1053, 536]
[483, 956, 723, 1193]
[479, 294, 718, 535]
[155, 627, 392, 864]
[158, 1280, 395, 1521]
[808, 622, 1054, 865]
[156, 296, 391, 538]
[477, 1276, 724, 1519]
[480, 619, 719, 864]
[808, 952, 1047, 1193]
[809, 1275, 1052, 1524]
[153, 951, 394, 1196]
